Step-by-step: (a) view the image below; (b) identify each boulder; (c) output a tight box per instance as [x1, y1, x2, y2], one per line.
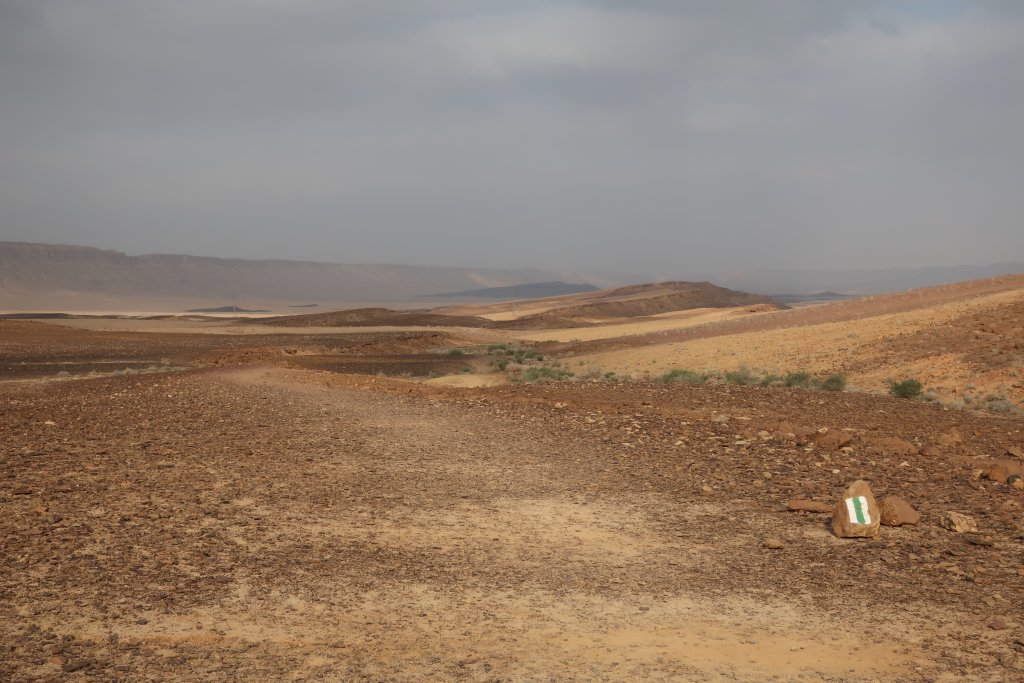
[787, 499, 833, 513]
[832, 480, 881, 538]
[880, 496, 921, 526]
[877, 437, 918, 456]
[816, 429, 853, 450]
[986, 459, 1024, 484]
[939, 511, 978, 533]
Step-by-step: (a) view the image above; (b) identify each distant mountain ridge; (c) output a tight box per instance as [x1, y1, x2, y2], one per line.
[0, 242, 633, 308]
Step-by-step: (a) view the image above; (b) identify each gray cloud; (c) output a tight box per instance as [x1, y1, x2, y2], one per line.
[1, 0, 1021, 274]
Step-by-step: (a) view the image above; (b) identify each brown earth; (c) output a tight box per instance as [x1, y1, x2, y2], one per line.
[2, 306, 1024, 681]
[254, 308, 498, 329]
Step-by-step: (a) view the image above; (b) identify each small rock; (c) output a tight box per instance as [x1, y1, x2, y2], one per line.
[12, 487, 33, 496]
[1007, 446, 1023, 459]
[763, 538, 786, 550]
[1010, 475, 1023, 489]
[918, 445, 940, 457]
[987, 620, 1008, 631]
[939, 511, 978, 533]
[880, 496, 921, 526]
[832, 480, 881, 538]
[787, 499, 833, 513]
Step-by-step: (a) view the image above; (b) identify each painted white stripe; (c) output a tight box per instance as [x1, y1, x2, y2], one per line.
[845, 497, 858, 524]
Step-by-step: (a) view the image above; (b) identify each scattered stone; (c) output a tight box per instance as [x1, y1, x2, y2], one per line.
[939, 511, 978, 533]
[1007, 446, 1023, 459]
[763, 538, 786, 550]
[880, 496, 921, 526]
[1010, 475, 1023, 490]
[832, 480, 880, 538]
[787, 499, 832, 513]
[987, 620, 1008, 631]
[12, 487, 33, 495]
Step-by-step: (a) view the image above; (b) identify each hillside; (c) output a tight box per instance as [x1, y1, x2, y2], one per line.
[257, 281, 783, 330]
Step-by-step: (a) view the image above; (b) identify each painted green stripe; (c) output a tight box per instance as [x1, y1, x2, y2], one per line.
[852, 496, 866, 525]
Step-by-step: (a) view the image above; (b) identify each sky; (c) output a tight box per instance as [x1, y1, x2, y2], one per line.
[1, 0, 1022, 274]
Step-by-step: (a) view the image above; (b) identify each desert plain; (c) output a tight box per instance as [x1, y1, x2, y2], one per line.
[2, 276, 1024, 681]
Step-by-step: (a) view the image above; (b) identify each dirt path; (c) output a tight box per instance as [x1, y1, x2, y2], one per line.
[6, 366, 1023, 680]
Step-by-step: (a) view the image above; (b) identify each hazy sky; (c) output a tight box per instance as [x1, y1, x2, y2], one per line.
[1, 1, 1022, 274]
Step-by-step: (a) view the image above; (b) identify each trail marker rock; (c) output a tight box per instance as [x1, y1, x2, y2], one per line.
[832, 480, 880, 538]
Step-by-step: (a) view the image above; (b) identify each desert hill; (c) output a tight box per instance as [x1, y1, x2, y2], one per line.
[257, 281, 784, 330]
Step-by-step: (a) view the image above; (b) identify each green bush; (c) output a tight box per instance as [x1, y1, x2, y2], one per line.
[660, 368, 709, 384]
[490, 358, 508, 371]
[889, 378, 923, 399]
[486, 344, 507, 352]
[815, 374, 847, 392]
[447, 348, 465, 357]
[784, 371, 811, 388]
[759, 374, 783, 387]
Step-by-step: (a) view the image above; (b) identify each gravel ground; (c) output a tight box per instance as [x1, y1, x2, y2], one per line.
[2, 355, 1023, 681]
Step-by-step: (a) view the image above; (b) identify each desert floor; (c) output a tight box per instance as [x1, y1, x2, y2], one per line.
[2, 279, 1024, 681]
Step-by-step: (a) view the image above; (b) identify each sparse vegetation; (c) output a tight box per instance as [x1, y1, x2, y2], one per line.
[815, 374, 847, 392]
[516, 366, 574, 383]
[660, 368, 709, 384]
[889, 378, 923, 399]
[447, 348, 466, 357]
[784, 371, 811, 388]
[723, 366, 758, 386]
[490, 358, 508, 371]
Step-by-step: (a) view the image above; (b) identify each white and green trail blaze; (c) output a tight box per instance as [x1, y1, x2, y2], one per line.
[845, 496, 871, 525]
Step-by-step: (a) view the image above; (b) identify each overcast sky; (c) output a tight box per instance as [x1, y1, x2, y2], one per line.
[1, 0, 1022, 274]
